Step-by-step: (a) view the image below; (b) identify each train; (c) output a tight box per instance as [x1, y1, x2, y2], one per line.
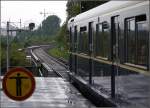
[67, 0, 149, 89]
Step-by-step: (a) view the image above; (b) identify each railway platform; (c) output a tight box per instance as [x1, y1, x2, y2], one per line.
[69, 73, 150, 108]
[0, 77, 95, 108]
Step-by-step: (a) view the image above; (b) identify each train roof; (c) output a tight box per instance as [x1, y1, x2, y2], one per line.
[68, 17, 75, 24]
[74, 1, 144, 23]
[67, 17, 75, 29]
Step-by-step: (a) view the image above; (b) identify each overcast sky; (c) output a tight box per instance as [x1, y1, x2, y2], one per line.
[1, 1, 67, 28]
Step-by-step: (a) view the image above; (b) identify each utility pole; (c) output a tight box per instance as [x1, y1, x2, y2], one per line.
[6, 21, 10, 72]
[40, 9, 53, 21]
[19, 19, 22, 31]
[40, 8, 54, 26]
[6, 19, 22, 72]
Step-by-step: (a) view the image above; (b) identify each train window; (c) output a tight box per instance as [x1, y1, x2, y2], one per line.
[78, 26, 88, 54]
[102, 21, 109, 29]
[136, 14, 146, 22]
[96, 24, 102, 56]
[125, 14, 148, 67]
[136, 21, 148, 66]
[96, 22, 110, 58]
[71, 19, 74, 22]
[126, 18, 136, 64]
[80, 26, 87, 31]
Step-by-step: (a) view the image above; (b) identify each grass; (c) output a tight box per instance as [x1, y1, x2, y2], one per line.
[48, 47, 69, 60]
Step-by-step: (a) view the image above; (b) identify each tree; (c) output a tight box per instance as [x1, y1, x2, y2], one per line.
[56, 23, 68, 49]
[81, 1, 109, 12]
[66, 0, 109, 20]
[42, 15, 61, 36]
[66, 1, 80, 20]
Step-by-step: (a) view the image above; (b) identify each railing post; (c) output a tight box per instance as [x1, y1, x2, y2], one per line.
[111, 63, 115, 98]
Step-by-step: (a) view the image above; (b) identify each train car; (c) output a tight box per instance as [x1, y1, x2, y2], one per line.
[68, 1, 149, 96]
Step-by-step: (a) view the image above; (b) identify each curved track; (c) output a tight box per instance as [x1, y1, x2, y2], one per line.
[33, 48, 69, 79]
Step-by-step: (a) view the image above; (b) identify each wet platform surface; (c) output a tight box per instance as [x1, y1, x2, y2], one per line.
[92, 74, 150, 107]
[0, 77, 95, 108]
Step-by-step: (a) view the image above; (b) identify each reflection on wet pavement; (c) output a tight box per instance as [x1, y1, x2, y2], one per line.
[1, 77, 95, 108]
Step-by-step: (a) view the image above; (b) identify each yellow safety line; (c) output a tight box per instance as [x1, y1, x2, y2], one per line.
[70, 52, 150, 76]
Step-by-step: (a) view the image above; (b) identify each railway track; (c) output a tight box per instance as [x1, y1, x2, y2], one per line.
[32, 48, 70, 79]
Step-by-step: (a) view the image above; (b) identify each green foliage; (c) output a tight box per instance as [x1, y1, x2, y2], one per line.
[0, 36, 7, 68]
[23, 35, 54, 47]
[48, 47, 69, 60]
[42, 15, 61, 36]
[81, 1, 109, 12]
[56, 23, 69, 49]
[66, 2, 80, 20]
[0, 36, 30, 69]
[1, 15, 61, 69]
[0, 45, 6, 68]
[48, 22, 69, 60]
[10, 42, 30, 66]
[15, 15, 61, 47]
[66, 0, 108, 20]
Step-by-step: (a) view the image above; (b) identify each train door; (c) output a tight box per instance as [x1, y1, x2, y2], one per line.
[88, 22, 94, 84]
[111, 15, 119, 98]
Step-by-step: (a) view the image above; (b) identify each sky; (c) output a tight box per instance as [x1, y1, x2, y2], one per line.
[1, 1, 67, 28]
